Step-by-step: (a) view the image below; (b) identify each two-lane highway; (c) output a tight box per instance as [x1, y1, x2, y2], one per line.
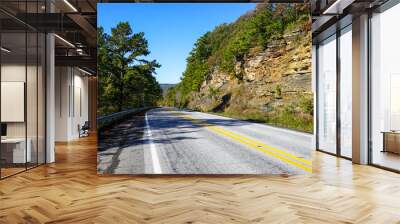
[98, 107, 313, 174]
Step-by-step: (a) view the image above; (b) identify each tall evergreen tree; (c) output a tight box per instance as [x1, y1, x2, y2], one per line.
[97, 22, 161, 115]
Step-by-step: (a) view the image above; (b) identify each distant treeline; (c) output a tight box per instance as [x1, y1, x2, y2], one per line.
[163, 4, 309, 107]
[97, 22, 162, 116]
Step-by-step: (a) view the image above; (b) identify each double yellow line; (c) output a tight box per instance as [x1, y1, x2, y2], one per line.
[175, 113, 312, 173]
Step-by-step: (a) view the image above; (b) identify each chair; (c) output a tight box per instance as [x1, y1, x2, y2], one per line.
[79, 121, 90, 138]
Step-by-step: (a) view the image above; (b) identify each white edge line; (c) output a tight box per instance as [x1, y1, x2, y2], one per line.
[145, 112, 162, 174]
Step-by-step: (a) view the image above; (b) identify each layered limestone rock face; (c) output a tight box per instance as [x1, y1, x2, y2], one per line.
[187, 25, 312, 118]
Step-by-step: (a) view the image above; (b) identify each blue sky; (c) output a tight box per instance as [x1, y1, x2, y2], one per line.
[98, 3, 256, 84]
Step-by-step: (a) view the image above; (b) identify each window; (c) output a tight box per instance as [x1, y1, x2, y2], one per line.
[370, 3, 400, 171]
[317, 35, 337, 154]
[0, 1, 46, 179]
[339, 25, 352, 158]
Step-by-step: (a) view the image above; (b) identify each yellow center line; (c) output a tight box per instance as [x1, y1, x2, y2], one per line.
[207, 126, 312, 173]
[181, 114, 311, 165]
[173, 112, 312, 173]
[211, 126, 312, 165]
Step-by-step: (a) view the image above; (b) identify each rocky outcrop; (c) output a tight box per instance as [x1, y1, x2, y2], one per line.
[187, 26, 312, 118]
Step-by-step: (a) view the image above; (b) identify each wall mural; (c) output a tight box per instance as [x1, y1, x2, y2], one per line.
[97, 3, 313, 175]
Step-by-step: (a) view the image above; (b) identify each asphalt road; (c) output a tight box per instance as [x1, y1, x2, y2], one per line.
[98, 107, 313, 175]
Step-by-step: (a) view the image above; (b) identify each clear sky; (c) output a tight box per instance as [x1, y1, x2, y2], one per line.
[98, 3, 256, 84]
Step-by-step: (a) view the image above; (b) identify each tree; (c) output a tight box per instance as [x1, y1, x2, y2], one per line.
[97, 22, 162, 115]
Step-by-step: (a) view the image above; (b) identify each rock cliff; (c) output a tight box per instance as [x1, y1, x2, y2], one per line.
[185, 23, 312, 132]
[164, 4, 313, 132]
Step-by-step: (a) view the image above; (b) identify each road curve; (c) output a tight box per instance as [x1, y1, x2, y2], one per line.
[98, 107, 313, 175]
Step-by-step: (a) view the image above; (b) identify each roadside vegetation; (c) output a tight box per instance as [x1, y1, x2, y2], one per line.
[214, 95, 313, 133]
[98, 22, 162, 116]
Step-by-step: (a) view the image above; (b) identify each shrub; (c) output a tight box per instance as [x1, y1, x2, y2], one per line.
[275, 85, 282, 99]
[299, 95, 313, 115]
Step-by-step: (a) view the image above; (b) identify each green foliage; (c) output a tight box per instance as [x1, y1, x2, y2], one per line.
[275, 85, 282, 99]
[218, 107, 313, 133]
[207, 86, 219, 99]
[163, 87, 176, 107]
[98, 22, 162, 116]
[165, 3, 310, 108]
[298, 95, 313, 115]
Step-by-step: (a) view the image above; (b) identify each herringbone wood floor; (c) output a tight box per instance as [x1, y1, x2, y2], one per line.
[0, 135, 399, 224]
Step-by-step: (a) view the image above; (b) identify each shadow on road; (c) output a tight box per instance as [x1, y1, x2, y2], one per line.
[98, 112, 202, 152]
[98, 112, 147, 152]
[97, 110, 202, 173]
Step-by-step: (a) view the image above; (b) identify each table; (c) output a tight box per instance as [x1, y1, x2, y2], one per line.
[1, 138, 31, 164]
[381, 131, 400, 155]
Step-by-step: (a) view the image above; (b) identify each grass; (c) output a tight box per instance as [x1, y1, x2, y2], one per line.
[209, 109, 313, 133]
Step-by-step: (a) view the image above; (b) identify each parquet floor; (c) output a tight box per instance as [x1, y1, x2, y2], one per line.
[0, 135, 400, 224]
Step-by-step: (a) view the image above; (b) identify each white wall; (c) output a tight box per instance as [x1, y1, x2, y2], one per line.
[72, 72, 89, 138]
[1, 62, 46, 164]
[1, 65, 35, 138]
[1, 65, 26, 139]
[55, 67, 89, 141]
[55, 66, 70, 141]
